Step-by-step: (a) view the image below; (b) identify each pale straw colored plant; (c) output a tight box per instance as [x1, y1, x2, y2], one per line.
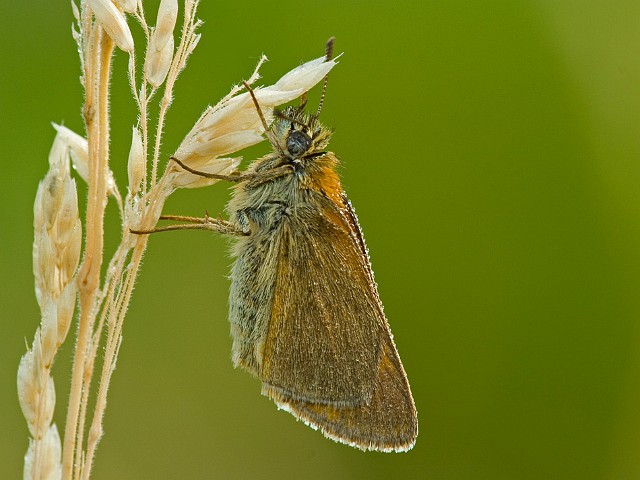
[18, 1, 337, 479]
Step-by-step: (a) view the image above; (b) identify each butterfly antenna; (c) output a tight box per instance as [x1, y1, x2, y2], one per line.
[242, 80, 269, 132]
[242, 80, 286, 157]
[316, 37, 335, 118]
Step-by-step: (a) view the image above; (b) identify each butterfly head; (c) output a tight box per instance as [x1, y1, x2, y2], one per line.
[272, 106, 333, 160]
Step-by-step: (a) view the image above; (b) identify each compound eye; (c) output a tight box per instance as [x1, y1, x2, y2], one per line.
[286, 130, 311, 157]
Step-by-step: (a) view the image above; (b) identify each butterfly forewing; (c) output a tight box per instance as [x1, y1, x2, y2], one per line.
[262, 195, 418, 451]
[260, 192, 382, 406]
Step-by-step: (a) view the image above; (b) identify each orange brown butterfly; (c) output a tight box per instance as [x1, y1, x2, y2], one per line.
[134, 38, 418, 452]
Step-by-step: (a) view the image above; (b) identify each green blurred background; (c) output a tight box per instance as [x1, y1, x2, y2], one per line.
[2, 1, 640, 478]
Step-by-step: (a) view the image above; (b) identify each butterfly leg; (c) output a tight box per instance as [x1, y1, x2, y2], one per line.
[130, 213, 248, 236]
[170, 156, 294, 187]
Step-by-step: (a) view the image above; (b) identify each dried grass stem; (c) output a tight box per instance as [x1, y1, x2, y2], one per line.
[62, 30, 114, 479]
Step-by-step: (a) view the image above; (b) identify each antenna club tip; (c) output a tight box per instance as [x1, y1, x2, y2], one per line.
[325, 37, 335, 61]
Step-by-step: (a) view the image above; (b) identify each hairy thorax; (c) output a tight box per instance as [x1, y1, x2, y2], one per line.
[227, 151, 343, 235]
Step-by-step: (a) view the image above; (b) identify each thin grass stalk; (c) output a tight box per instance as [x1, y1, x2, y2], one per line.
[62, 28, 115, 479]
[72, 240, 127, 480]
[82, 241, 146, 479]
